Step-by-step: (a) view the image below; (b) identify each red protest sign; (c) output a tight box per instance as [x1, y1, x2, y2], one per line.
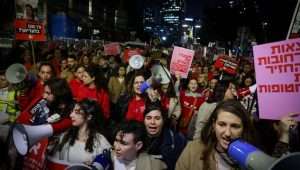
[214, 55, 239, 75]
[104, 42, 121, 56]
[23, 138, 48, 170]
[123, 48, 143, 63]
[170, 46, 195, 78]
[15, 19, 46, 41]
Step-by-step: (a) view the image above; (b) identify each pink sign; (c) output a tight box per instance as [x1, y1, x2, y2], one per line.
[170, 46, 195, 78]
[104, 42, 121, 56]
[253, 38, 300, 120]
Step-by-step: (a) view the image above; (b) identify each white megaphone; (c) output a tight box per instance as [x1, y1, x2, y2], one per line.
[12, 124, 53, 155]
[228, 139, 300, 170]
[5, 63, 27, 84]
[129, 55, 144, 69]
[140, 64, 171, 93]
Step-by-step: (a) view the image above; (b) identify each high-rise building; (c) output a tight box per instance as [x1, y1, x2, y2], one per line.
[142, 0, 184, 43]
[160, 0, 184, 27]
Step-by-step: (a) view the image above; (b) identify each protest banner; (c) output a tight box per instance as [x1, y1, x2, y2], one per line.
[15, 20, 46, 41]
[253, 38, 300, 120]
[23, 139, 48, 170]
[104, 42, 121, 56]
[214, 55, 239, 75]
[123, 48, 143, 63]
[170, 46, 195, 78]
[15, 0, 46, 41]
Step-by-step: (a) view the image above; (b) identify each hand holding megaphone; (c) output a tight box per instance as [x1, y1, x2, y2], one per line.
[91, 149, 112, 170]
[228, 139, 300, 170]
[140, 64, 171, 93]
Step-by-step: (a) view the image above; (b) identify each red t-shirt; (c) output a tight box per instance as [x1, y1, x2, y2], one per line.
[77, 86, 111, 120]
[18, 80, 44, 111]
[125, 97, 145, 122]
[69, 78, 83, 100]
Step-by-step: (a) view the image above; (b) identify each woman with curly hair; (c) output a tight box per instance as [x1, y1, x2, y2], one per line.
[48, 98, 111, 166]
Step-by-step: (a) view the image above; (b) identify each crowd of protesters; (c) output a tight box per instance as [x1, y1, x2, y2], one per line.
[0, 40, 299, 170]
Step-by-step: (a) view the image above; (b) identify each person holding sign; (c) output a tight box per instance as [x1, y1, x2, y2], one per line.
[272, 113, 300, 157]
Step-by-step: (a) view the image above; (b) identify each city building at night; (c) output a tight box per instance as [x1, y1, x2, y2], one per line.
[142, 0, 185, 44]
[160, 0, 184, 43]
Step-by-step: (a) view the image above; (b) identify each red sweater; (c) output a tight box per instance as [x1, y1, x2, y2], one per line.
[77, 86, 111, 120]
[179, 90, 205, 134]
[125, 96, 145, 122]
[18, 80, 44, 111]
[69, 78, 83, 100]
[17, 97, 72, 134]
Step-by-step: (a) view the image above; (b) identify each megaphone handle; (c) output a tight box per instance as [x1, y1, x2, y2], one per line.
[247, 90, 257, 115]
[159, 63, 172, 82]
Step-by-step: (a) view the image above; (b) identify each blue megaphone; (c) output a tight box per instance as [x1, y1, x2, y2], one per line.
[91, 149, 112, 170]
[228, 139, 300, 170]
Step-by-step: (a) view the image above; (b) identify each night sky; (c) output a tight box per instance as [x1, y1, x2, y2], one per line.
[131, 0, 297, 43]
[185, 0, 297, 43]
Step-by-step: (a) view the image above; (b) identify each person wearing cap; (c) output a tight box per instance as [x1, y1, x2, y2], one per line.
[176, 100, 256, 170]
[144, 103, 186, 170]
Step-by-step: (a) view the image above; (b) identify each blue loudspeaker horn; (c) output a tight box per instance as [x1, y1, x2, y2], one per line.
[228, 139, 300, 170]
[91, 149, 112, 170]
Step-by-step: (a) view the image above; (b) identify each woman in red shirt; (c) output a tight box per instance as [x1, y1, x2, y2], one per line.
[77, 66, 110, 121]
[178, 77, 205, 136]
[115, 72, 150, 123]
[69, 65, 85, 100]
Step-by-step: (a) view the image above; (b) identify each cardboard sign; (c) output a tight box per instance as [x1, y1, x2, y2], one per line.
[214, 55, 239, 75]
[170, 46, 195, 78]
[253, 38, 300, 120]
[104, 42, 121, 56]
[15, 19, 46, 41]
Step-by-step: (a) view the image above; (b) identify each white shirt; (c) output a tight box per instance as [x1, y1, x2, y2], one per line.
[113, 155, 136, 170]
[52, 133, 111, 164]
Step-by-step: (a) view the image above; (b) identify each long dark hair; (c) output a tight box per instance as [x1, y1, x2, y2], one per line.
[44, 78, 74, 117]
[206, 81, 232, 103]
[59, 98, 105, 153]
[85, 65, 107, 90]
[125, 71, 145, 97]
[200, 99, 255, 169]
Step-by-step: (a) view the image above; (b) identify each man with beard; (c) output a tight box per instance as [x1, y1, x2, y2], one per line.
[60, 55, 77, 82]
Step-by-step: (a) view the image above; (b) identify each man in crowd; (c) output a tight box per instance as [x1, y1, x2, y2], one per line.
[18, 62, 55, 111]
[93, 121, 166, 170]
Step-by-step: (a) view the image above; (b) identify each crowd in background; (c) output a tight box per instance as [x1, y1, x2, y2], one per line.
[0, 39, 299, 170]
